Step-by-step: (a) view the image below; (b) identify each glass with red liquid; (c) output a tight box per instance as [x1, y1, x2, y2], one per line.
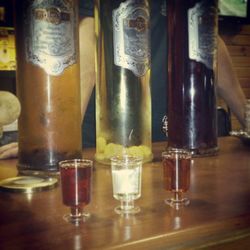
[59, 159, 93, 224]
[162, 148, 191, 208]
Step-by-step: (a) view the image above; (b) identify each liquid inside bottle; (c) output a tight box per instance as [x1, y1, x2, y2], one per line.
[14, 0, 82, 174]
[167, 0, 218, 156]
[95, 0, 152, 164]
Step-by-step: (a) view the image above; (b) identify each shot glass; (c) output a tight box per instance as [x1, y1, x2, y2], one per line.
[162, 148, 191, 208]
[111, 155, 142, 215]
[59, 159, 93, 224]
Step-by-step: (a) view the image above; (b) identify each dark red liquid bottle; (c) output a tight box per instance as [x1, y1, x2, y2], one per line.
[167, 0, 218, 156]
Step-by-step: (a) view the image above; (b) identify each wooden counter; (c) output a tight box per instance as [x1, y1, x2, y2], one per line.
[0, 137, 250, 250]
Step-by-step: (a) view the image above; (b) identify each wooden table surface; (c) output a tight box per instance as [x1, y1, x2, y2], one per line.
[0, 137, 250, 250]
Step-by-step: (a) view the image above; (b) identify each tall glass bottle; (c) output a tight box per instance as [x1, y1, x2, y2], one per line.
[95, 0, 152, 164]
[14, 0, 82, 174]
[167, 0, 218, 156]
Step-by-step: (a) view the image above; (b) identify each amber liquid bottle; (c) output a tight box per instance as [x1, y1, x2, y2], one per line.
[167, 0, 218, 156]
[14, 0, 82, 173]
[95, 0, 152, 164]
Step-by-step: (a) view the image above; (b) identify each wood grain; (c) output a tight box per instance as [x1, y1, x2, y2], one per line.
[0, 137, 250, 249]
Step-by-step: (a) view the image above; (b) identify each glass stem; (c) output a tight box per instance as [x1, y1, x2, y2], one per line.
[70, 206, 82, 218]
[174, 192, 182, 202]
[121, 199, 134, 211]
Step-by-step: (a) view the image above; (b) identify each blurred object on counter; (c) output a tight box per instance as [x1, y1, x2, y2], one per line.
[0, 91, 20, 138]
[0, 119, 18, 146]
[217, 106, 231, 136]
[245, 99, 250, 135]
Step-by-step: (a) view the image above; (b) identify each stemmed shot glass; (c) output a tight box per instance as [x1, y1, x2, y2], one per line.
[162, 148, 191, 208]
[111, 155, 142, 215]
[59, 159, 93, 224]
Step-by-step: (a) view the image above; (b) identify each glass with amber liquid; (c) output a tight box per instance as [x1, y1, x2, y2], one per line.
[60, 159, 92, 224]
[162, 148, 191, 208]
[14, 0, 82, 174]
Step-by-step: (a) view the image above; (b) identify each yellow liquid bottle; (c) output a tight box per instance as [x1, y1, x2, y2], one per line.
[14, 0, 82, 174]
[95, 0, 152, 164]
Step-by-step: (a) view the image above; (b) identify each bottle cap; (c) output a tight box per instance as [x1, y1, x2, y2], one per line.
[0, 175, 58, 193]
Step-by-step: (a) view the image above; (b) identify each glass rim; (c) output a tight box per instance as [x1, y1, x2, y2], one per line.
[110, 155, 143, 164]
[59, 158, 93, 168]
[162, 148, 192, 157]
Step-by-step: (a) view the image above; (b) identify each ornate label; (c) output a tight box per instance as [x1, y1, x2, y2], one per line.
[25, 0, 76, 76]
[113, 0, 150, 77]
[188, 1, 217, 69]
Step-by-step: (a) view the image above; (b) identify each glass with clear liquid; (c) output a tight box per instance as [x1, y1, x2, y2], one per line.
[111, 155, 142, 214]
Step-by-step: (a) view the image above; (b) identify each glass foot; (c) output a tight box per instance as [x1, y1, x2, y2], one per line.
[63, 212, 90, 225]
[165, 198, 190, 208]
[114, 206, 140, 215]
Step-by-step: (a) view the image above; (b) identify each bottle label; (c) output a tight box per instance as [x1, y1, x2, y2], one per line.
[113, 0, 150, 77]
[188, 1, 217, 69]
[25, 0, 76, 76]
